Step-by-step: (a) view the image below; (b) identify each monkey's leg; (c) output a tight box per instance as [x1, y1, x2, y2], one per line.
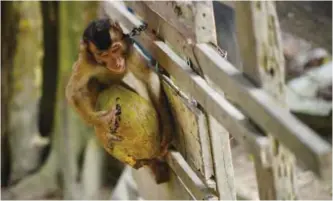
[148, 159, 170, 184]
[132, 158, 170, 184]
[132, 158, 151, 169]
[158, 130, 173, 159]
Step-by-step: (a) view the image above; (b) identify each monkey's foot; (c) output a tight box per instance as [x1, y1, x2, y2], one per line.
[158, 144, 169, 160]
[158, 135, 172, 160]
[149, 160, 170, 184]
[132, 158, 152, 169]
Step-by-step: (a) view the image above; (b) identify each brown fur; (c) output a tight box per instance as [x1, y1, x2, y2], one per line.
[65, 22, 172, 183]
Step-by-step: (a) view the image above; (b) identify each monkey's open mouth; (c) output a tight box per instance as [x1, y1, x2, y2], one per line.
[106, 58, 126, 75]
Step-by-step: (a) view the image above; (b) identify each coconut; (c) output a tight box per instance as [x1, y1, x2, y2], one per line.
[95, 85, 161, 168]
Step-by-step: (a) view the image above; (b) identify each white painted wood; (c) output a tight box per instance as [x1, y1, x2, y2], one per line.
[103, 1, 332, 199]
[162, 80, 212, 181]
[194, 44, 331, 179]
[106, 2, 331, 179]
[166, 151, 218, 200]
[127, 0, 217, 185]
[235, 1, 297, 199]
[102, 2, 298, 174]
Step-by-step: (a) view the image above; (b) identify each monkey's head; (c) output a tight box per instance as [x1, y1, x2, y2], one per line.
[82, 18, 132, 74]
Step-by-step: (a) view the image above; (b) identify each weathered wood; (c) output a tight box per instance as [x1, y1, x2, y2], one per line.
[124, 1, 201, 74]
[190, 2, 236, 199]
[126, 0, 216, 184]
[103, 0, 271, 168]
[104, 0, 331, 196]
[163, 80, 215, 184]
[126, 2, 236, 199]
[115, 151, 218, 200]
[235, 1, 297, 199]
[144, 1, 195, 40]
[166, 151, 218, 200]
[112, 1, 331, 179]
[143, 1, 217, 44]
[207, 116, 236, 200]
[132, 161, 195, 200]
[194, 43, 331, 179]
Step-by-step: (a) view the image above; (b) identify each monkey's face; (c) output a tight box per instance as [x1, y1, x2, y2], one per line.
[88, 23, 127, 61]
[88, 39, 127, 77]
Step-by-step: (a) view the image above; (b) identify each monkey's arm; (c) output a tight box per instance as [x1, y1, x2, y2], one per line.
[65, 60, 105, 127]
[130, 53, 173, 156]
[136, 61, 173, 184]
[147, 72, 173, 156]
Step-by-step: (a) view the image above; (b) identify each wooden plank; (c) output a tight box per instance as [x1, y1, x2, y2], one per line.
[132, 150, 218, 200]
[162, 80, 215, 183]
[235, 2, 296, 199]
[127, 1, 216, 185]
[103, 0, 275, 164]
[207, 116, 236, 200]
[103, 0, 331, 178]
[143, 1, 217, 44]
[124, 1, 331, 178]
[143, 1, 195, 40]
[190, 2, 236, 200]
[194, 43, 331, 179]
[126, 2, 235, 199]
[132, 164, 195, 200]
[124, 1, 202, 75]
[166, 151, 218, 200]
[196, 112, 216, 189]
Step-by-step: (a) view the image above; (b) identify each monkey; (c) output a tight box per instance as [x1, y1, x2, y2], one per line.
[65, 18, 173, 183]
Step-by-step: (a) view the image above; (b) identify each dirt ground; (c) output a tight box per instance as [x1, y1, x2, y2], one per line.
[232, 144, 332, 200]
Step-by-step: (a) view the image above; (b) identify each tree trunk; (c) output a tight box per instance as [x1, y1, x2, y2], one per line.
[2, 2, 60, 199]
[39, 1, 59, 140]
[7, 1, 47, 184]
[1, 1, 20, 187]
[58, 2, 100, 199]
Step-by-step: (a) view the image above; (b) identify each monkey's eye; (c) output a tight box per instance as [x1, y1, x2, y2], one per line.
[95, 51, 103, 56]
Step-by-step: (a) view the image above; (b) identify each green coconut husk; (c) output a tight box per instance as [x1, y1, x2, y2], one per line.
[95, 85, 161, 167]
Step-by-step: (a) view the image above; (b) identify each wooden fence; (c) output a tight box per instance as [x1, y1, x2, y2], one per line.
[102, 1, 332, 200]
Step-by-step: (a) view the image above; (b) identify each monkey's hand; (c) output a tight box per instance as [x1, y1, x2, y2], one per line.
[95, 108, 124, 145]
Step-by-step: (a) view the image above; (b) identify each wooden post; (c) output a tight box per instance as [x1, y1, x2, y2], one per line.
[104, 1, 331, 179]
[192, 2, 236, 199]
[104, 1, 236, 199]
[235, 1, 298, 199]
[143, 1, 236, 199]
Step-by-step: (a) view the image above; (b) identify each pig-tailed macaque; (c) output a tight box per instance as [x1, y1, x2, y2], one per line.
[65, 18, 172, 183]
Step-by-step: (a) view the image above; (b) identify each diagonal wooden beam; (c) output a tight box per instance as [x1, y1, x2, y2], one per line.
[103, 0, 331, 180]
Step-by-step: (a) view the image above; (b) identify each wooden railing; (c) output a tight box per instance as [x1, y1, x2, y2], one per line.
[103, 1, 332, 200]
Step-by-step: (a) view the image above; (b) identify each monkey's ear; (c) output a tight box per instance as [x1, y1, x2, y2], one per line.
[110, 42, 124, 54]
